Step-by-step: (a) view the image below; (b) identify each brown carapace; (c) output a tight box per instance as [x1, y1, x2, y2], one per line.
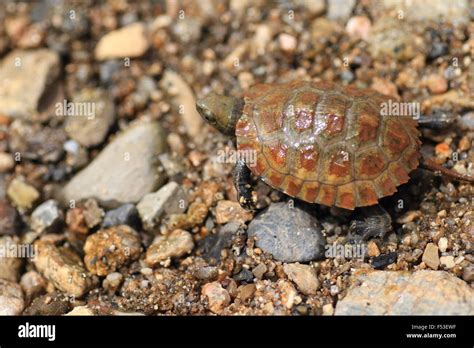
[235, 80, 422, 210]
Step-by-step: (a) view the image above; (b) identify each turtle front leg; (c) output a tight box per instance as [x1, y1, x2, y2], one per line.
[233, 159, 257, 211]
[348, 204, 392, 240]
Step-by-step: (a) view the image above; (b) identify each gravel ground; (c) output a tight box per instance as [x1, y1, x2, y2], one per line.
[0, 0, 472, 316]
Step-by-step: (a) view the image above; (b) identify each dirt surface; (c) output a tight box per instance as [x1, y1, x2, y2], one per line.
[0, 0, 472, 316]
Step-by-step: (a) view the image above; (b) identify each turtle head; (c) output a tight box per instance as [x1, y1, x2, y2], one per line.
[196, 93, 243, 135]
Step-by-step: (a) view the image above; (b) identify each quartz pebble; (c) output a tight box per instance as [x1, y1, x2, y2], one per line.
[95, 23, 149, 60]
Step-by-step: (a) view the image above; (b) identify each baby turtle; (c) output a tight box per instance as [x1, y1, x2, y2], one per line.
[196, 81, 473, 239]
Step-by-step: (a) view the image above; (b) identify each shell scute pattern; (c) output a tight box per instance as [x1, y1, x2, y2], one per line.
[236, 81, 421, 210]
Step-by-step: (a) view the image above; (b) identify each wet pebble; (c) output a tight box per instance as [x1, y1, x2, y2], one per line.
[247, 203, 325, 262]
[83, 225, 142, 276]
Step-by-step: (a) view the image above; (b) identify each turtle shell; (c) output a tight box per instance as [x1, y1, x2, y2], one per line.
[235, 81, 421, 210]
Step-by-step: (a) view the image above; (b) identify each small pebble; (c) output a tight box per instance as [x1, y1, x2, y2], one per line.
[7, 178, 40, 210]
[278, 33, 297, 53]
[102, 272, 124, 294]
[346, 16, 371, 40]
[84, 225, 142, 276]
[0, 279, 25, 315]
[438, 237, 448, 253]
[201, 281, 230, 314]
[31, 199, 63, 233]
[422, 243, 440, 270]
[95, 23, 149, 60]
[439, 256, 455, 269]
[283, 263, 319, 295]
[372, 252, 397, 269]
[0, 153, 15, 173]
[215, 200, 253, 225]
[145, 229, 194, 267]
[102, 204, 140, 228]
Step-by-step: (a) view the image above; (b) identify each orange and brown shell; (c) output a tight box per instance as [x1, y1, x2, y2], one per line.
[235, 81, 421, 210]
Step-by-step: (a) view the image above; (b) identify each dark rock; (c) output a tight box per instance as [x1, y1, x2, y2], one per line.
[102, 204, 140, 228]
[0, 200, 20, 235]
[100, 60, 121, 85]
[200, 221, 243, 263]
[371, 252, 398, 269]
[9, 121, 67, 163]
[23, 293, 71, 315]
[233, 269, 254, 283]
[428, 41, 449, 60]
[247, 202, 326, 262]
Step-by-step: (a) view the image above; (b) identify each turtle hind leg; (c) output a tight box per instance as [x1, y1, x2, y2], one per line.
[233, 159, 257, 211]
[348, 204, 392, 241]
[420, 157, 474, 184]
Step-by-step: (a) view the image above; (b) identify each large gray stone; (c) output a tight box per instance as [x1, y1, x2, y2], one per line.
[247, 202, 325, 262]
[335, 270, 474, 315]
[61, 121, 167, 208]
